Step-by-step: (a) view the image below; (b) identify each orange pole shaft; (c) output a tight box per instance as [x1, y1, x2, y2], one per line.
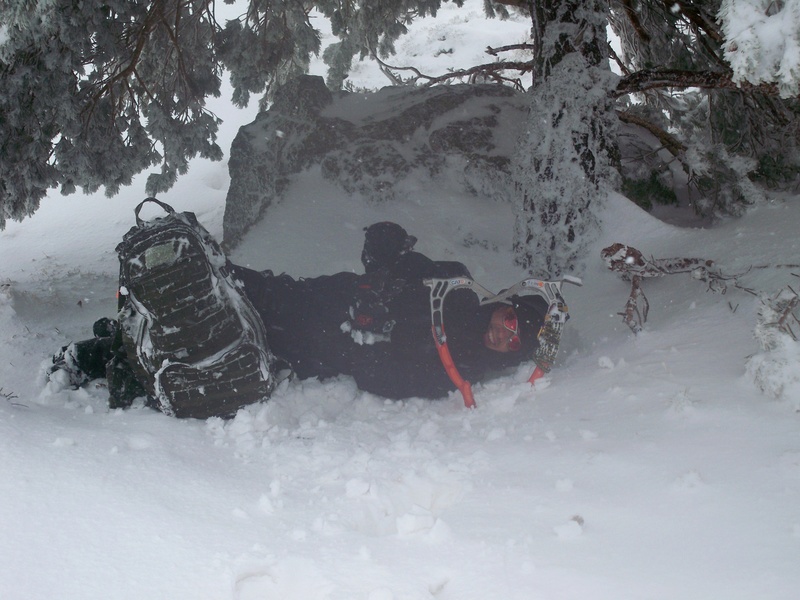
[528, 366, 546, 385]
[433, 329, 476, 409]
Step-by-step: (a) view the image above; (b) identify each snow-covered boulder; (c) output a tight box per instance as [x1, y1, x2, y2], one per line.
[223, 75, 526, 247]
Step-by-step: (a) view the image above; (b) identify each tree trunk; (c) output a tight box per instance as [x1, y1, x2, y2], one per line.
[513, 0, 618, 277]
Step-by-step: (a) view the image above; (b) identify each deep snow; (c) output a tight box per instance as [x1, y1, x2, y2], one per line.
[2, 3, 800, 599]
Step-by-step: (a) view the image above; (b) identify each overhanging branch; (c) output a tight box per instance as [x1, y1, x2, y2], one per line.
[375, 49, 789, 102]
[615, 68, 782, 98]
[616, 110, 686, 157]
[373, 54, 533, 89]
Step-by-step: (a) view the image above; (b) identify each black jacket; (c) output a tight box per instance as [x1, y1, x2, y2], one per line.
[233, 248, 539, 399]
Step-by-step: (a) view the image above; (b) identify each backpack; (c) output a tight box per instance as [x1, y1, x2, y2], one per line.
[115, 198, 275, 418]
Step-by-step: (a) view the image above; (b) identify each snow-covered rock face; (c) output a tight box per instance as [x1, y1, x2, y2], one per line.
[223, 75, 526, 247]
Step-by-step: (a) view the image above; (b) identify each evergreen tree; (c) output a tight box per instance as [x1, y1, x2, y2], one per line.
[0, 0, 227, 227]
[608, 0, 799, 216]
[0, 0, 460, 228]
[2, 0, 800, 276]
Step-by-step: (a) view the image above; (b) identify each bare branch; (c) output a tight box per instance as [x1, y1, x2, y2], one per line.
[373, 54, 533, 90]
[615, 69, 784, 98]
[1, 387, 26, 408]
[486, 43, 536, 57]
[607, 43, 630, 77]
[619, 275, 648, 333]
[601, 243, 767, 333]
[616, 110, 686, 156]
[490, 0, 531, 8]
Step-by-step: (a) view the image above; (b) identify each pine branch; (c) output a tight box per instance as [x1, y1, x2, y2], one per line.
[664, 0, 723, 44]
[87, 1, 161, 109]
[83, 0, 214, 128]
[620, 0, 651, 44]
[770, 284, 800, 341]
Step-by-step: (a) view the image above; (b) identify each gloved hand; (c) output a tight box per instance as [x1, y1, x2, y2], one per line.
[347, 272, 405, 336]
[349, 289, 395, 334]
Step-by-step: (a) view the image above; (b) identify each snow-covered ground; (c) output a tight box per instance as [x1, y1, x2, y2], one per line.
[2, 3, 799, 599]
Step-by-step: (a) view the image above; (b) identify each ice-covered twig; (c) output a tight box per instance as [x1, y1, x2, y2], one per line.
[620, 275, 648, 334]
[601, 242, 757, 333]
[767, 284, 800, 342]
[1, 387, 26, 408]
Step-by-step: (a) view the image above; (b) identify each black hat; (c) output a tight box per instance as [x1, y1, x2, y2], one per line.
[361, 222, 418, 273]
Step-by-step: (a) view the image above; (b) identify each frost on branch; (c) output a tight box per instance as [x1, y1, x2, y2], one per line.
[747, 284, 800, 406]
[600, 243, 744, 333]
[719, 0, 800, 98]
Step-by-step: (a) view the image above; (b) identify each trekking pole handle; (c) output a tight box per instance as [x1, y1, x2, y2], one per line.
[480, 275, 582, 307]
[424, 277, 495, 408]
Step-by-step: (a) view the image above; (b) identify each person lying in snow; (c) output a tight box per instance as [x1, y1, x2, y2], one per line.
[48, 222, 549, 414]
[232, 222, 549, 400]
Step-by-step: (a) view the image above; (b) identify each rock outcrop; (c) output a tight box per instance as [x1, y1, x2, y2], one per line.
[223, 75, 526, 248]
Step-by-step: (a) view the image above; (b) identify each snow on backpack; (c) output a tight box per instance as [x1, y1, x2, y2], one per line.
[115, 198, 275, 418]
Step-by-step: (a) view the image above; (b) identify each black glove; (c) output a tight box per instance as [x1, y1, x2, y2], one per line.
[361, 222, 417, 273]
[349, 291, 394, 334]
[347, 272, 406, 335]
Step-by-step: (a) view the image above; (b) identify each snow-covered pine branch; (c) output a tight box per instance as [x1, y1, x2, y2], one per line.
[754, 284, 800, 348]
[719, 0, 800, 98]
[747, 281, 800, 405]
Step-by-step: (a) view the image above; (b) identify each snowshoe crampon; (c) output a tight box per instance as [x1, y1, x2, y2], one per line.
[116, 198, 275, 419]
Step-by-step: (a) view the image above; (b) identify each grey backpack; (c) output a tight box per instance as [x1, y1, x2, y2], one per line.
[116, 198, 274, 418]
